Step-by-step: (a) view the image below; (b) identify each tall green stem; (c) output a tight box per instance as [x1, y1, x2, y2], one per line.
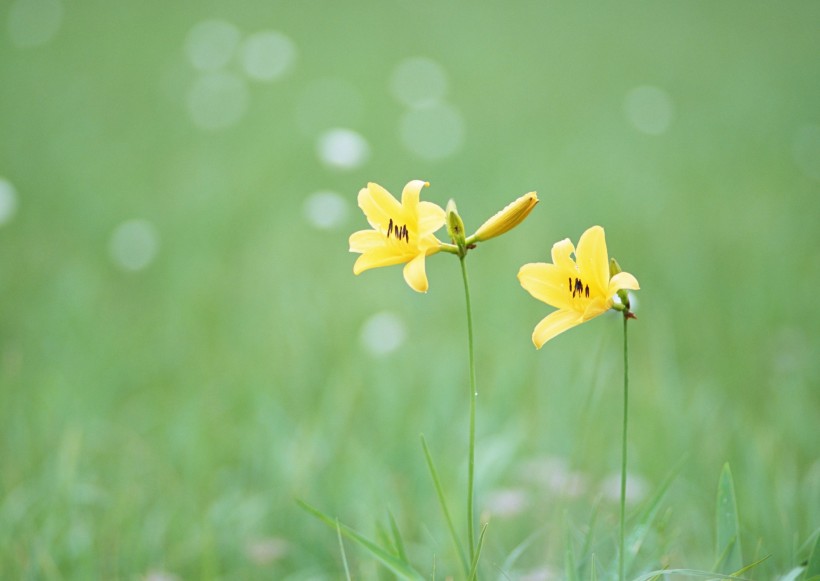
[459, 256, 477, 565]
[619, 315, 629, 581]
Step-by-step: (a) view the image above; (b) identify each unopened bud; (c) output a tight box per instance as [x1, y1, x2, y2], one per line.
[472, 191, 538, 242]
[446, 199, 467, 255]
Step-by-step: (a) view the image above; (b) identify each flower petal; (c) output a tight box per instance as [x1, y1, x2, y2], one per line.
[401, 180, 428, 214]
[353, 248, 411, 275]
[402, 252, 429, 293]
[608, 271, 640, 293]
[550, 238, 576, 272]
[417, 200, 446, 238]
[576, 226, 609, 297]
[581, 297, 610, 320]
[531, 309, 583, 348]
[358, 182, 403, 232]
[518, 262, 575, 311]
[349, 229, 385, 253]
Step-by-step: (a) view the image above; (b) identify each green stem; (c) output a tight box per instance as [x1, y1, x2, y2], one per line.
[619, 314, 629, 581]
[459, 255, 477, 565]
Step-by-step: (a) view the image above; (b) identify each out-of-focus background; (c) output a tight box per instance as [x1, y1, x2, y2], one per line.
[1, 1, 818, 578]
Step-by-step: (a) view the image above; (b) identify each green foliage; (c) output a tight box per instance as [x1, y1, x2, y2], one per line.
[715, 463, 743, 574]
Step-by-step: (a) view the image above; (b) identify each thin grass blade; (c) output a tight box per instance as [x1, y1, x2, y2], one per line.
[715, 463, 743, 574]
[804, 530, 820, 581]
[337, 519, 352, 581]
[297, 499, 424, 580]
[564, 513, 579, 581]
[388, 510, 409, 562]
[467, 522, 489, 581]
[420, 434, 469, 576]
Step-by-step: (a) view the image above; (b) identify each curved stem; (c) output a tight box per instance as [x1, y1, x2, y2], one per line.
[619, 314, 630, 581]
[459, 255, 477, 565]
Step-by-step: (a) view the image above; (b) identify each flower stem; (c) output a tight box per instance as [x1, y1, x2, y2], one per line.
[619, 314, 630, 581]
[459, 255, 477, 565]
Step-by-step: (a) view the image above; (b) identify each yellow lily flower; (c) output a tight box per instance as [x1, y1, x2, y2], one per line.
[518, 226, 640, 348]
[349, 180, 446, 293]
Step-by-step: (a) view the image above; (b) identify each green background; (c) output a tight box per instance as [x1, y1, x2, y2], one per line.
[1, 1, 818, 578]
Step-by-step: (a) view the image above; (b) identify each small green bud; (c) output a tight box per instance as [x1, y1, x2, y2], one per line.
[446, 199, 467, 256]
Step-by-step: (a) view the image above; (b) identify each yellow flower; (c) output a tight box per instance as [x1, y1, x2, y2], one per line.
[472, 191, 538, 242]
[518, 226, 640, 348]
[349, 180, 446, 293]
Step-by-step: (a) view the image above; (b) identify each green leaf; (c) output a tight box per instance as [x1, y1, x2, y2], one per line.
[633, 568, 753, 581]
[715, 463, 743, 574]
[420, 434, 469, 576]
[297, 499, 425, 580]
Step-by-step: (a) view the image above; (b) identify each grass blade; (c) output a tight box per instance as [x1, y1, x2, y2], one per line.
[420, 434, 469, 576]
[297, 499, 424, 580]
[715, 463, 743, 574]
[624, 461, 681, 574]
[804, 530, 820, 581]
[388, 509, 409, 562]
[633, 567, 753, 581]
[337, 519, 352, 581]
[564, 513, 579, 581]
[467, 522, 489, 581]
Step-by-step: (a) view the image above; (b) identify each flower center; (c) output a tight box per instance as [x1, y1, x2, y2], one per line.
[387, 218, 409, 243]
[568, 276, 590, 299]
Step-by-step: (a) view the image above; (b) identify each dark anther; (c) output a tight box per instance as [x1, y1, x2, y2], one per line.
[387, 218, 393, 238]
[573, 277, 584, 298]
[568, 277, 572, 292]
[585, 284, 590, 298]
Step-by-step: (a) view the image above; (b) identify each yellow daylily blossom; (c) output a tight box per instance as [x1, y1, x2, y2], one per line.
[518, 226, 640, 348]
[349, 180, 446, 293]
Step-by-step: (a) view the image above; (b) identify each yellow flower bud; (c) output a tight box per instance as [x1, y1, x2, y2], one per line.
[471, 191, 538, 242]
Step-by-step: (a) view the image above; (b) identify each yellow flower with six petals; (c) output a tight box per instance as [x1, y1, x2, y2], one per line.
[518, 225, 640, 348]
[349, 180, 446, 293]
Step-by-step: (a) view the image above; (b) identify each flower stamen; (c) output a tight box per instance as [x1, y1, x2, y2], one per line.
[387, 218, 409, 243]
[569, 277, 589, 299]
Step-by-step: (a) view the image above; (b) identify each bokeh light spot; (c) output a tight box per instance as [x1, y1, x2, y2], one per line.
[317, 128, 370, 169]
[390, 57, 448, 108]
[187, 72, 249, 131]
[7, 0, 63, 49]
[239, 31, 296, 82]
[303, 191, 348, 230]
[296, 79, 364, 138]
[624, 85, 674, 135]
[109, 219, 160, 272]
[793, 124, 820, 181]
[185, 19, 241, 71]
[399, 104, 464, 160]
[0, 178, 19, 225]
[360, 312, 405, 356]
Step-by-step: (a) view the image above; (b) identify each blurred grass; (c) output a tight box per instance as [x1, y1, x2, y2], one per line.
[1, 1, 819, 578]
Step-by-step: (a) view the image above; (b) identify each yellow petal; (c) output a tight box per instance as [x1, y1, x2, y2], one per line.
[608, 271, 640, 293]
[518, 262, 574, 311]
[353, 248, 411, 275]
[349, 229, 385, 253]
[550, 238, 576, 272]
[358, 182, 403, 232]
[402, 252, 429, 293]
[576, 226, 609, 297]
[581, 297, 610, 321]
[417, 200, 446, 238]
[401, 180, 428, 215]
[532, 309, 583, 348]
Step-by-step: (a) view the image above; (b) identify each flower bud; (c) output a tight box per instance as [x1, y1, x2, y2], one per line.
[472, 191, 538, 242]
[445, 199, 467, 256]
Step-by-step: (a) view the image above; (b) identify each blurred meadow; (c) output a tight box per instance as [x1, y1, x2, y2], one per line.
[1, 1, 819, 578]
